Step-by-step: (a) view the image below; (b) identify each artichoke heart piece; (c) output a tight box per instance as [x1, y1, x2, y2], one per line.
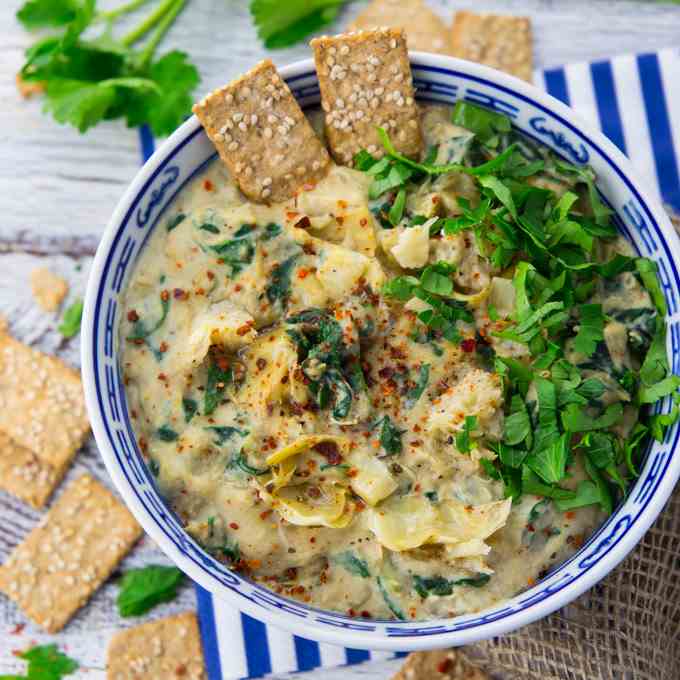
[368, 496, 511, 552]
[273, 484, 350, 528]
[266, 434, 349, 466]
[237, 328, 298, 412]
[346, 450, 398, 506]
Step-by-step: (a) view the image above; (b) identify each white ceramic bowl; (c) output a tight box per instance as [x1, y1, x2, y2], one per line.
[82, 53, 680, 651]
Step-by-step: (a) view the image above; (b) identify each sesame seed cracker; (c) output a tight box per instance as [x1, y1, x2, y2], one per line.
[311, 28, 423, 166]
[450, 11, 533, 82]
[349, 0, 452, 55]
[106, 611, 206, 680]
[0, 431, 63, 508]
[30, 267, 69, 312]
[391, 649, 489, 680]
[0, 331, 90, 470]
[0, 474, 142, 633]
[193, 59, 331, 204]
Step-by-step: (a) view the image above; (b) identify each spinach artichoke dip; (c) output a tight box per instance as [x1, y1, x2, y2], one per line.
[120, 67, 676, 620]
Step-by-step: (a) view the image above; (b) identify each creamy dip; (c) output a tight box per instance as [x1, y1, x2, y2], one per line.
[120, 105, 655, 620]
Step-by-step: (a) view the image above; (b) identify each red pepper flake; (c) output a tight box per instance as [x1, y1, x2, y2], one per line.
[335, 215, 344, 225]
[360, 610, 371, 618]
[195, 287, 206, 296]
[236, 323, 252, 336]
[565, 511, 576, 520]
[132, 338, 144, 345]
[10, 623, 25, 635]
[527, 523, 535, 533]
[206, 270, 215, 280]
[307, 486, 321, 499]
[160, 289, 170, 302]
[437, 658, 453, 674]
[309, 536, 316, 543]
[302, 242, 316, 255]
[256, 357, 267, 370]
[359, 217, 368, 227]
[295, 216, 311, 229]
[461, 338, 476, 353]
[138, 436, 148, 454]
[259, 509, 273, 520]
[173, 288, 187, 300]
[347, 608, 356, 617]
[337, 199, 348, 210]
[127, 309, 139, 322]
[312, 440, 343, 466]
[159, 341, 168, 353]
[176, 664, 187, 676]
[234, 284, 243, 292]
[203, 179, 214, 191]
[216, 356, 230, 371]
[229, 522, 239, 530]
[297, 268, 309, 279]
[347, 467, 358, 478]
[157, 372, 167, 381]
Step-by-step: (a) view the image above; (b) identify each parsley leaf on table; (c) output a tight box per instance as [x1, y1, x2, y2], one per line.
[17, 0, 78, 29]
[17, 0, 200, 135]
[58, 298, 83, 338]
[4, 643, 79, 680]
[250, 0, 349, 49]
[117, 564, 184, 617]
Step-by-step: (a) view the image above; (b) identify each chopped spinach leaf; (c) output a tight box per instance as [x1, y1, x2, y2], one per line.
[117, 565, 184, 617]
[573, 304, 605, 357]
[203, 358, 232, 416]
[206, 426, 248, 446]
[376, 576, 405, 620]
[378, 415, 404, 455]
[406, 364, 430, 408]
[156, 425, 178, 442]
[262, 222, 282, 241]
[455, 415, 478, 453]
[182, 397, 198, 423]
[166, 212, 186, 232]
[334, 551, 370, 578]
[413, 573, 490, 598]
[266, 254, 299, 306]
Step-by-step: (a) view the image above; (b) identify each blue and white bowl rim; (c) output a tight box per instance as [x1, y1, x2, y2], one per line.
[81, 53, 680, 651]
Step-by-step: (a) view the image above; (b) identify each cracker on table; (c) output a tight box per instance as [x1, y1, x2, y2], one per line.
[450, 11, 533, 82]
[193, 59, 330, 204]
[311, 28, 423, 166]
[107, 611, 206, 680]
[391, 649, 489, 680]
[30, 267, 69, 312]
[0, 432, 64, 508]
[349, 0, 452, 55]
[0, 474, 142, 632]
[0, 331, 89, 469]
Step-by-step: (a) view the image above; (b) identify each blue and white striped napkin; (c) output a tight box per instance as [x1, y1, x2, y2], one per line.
[136, 47, 679, 679]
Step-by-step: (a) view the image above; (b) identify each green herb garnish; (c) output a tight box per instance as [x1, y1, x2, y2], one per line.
[58, 298, 83, 338]
[117, 565, 184, 617]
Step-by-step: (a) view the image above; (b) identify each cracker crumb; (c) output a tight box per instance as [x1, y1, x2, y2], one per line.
[30, 267, 69, 312]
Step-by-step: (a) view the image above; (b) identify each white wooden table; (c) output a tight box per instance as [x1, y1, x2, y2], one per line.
[2, 1, 680, 677]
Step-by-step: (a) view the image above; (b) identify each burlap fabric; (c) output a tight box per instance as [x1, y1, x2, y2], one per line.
[462, 211, 680, 680]
[462, 488, 679, 680]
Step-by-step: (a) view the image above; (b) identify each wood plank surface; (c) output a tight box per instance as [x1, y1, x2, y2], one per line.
[2, 1, 680, 678]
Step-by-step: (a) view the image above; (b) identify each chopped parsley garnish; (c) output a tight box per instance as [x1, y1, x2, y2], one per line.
[166, 212, 186, 232]
[455, 415, 478, 454]
[117, 565, 184, 617]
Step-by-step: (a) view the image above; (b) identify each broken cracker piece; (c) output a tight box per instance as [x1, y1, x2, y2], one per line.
[30, 267, 69, 312]
[107, 611, 206, 680]
[0, 432, 64, 508]
[311, 28, 423, 166]
[349, 0, 451, 55]
[193, 59, 330, 204]
[0, 474, 142, 633]
[0, 331, 89, 470]
[391, 649, 489, 680]
[450, 11, 533, 82]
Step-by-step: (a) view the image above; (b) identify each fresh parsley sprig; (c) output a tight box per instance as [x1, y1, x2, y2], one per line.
[17, 0, 200, 135]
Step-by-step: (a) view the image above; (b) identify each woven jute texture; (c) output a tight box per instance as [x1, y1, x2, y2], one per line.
[464, 480, 680, 679]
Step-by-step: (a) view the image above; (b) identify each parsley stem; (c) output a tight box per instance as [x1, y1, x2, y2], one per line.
[122, 0, 184, 47]
[98, 0, 153, 23]
[137, 0, 187, 67]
